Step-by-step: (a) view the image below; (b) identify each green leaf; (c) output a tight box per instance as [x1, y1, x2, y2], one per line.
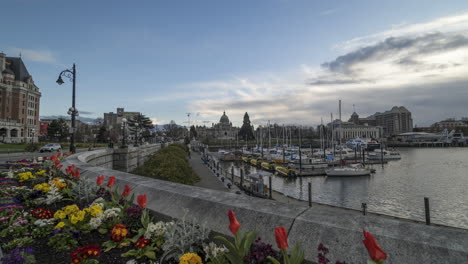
[267, 256, 281, 264]
[144, 250, 156, 259]
[98, 228, 108, 234]
[121, 249, 138, 257]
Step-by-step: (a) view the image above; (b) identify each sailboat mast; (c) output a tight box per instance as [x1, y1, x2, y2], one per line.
[268, 120, 271, 150]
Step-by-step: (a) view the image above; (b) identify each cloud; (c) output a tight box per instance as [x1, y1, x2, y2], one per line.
[320, 9, 337, 16]
[150, 117, 165, 125]
[8, 48, 57, 64]
[79, 111, 94, 116]
[178, 12, 468, 127]
[335, 11, 468, 51]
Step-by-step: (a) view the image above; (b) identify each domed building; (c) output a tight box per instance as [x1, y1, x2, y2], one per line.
[196, 111, 239, 140]
[0, 53, 41, 143]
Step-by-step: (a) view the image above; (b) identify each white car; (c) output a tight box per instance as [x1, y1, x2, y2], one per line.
[40, 143, 62, 152]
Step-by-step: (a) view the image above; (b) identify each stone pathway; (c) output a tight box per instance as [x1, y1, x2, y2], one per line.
[190, 151, 231, 192]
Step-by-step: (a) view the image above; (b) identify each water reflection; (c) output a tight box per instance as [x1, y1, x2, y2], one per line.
[217, 148, 468, 229]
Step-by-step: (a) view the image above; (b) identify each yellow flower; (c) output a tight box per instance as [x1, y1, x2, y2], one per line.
[179, 253, 203, 264]
[51, 178, 67, 190]
[55, 222, 65, 229]
[63, 205, 79, 215]
[54, 210, 66, 219]
[33, 183, 51, 192]
[69, 210, 86, 224]
[89, 205, 103, 217]
[17, 171, 35, 182]
[36, 170, 46, 176]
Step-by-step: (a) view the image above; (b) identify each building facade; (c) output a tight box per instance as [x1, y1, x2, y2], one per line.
[103, 108, 140, 129]
[349, 106, 413, 136]
[196, 111, 239, 140]
[0, 53, 41, 143]
[329, 119, 382, 141]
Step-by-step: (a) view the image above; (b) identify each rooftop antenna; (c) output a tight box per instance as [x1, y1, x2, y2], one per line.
[353, 104, 356, 113]
[19, 52, 22, 58]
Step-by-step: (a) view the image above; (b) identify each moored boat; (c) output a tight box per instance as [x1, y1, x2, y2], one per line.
[325, 164, 370, 176]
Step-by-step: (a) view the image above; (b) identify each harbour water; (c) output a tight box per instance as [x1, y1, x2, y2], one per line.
[219, 147, 468, 229]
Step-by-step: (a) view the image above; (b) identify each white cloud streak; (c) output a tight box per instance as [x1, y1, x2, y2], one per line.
[8, 48, 57, 64]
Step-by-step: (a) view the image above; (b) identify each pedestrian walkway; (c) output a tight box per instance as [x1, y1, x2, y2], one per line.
[190, 151, 229, 192]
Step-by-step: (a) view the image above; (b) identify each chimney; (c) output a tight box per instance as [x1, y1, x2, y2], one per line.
[0, 52, 5, 73]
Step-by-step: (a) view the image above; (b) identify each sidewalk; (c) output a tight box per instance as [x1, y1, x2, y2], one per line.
[189, 152, 230, 192]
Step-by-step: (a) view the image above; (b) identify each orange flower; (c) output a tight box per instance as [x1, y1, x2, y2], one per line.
[137, 194, 147, 208]
[228, 210, 241, 235]
[111, 223, 129, 242]
[274, 227, 288, 250]
[107, 176, 116, 187]
[122, 185, 131, 197]
[363, 230, 387, 263]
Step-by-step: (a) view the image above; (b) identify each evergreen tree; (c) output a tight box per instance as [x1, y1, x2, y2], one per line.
[189, 125, 198, 139]
[238, 112, 255, 140]
[96, 126, 108, 143]
[127, 113, 154, 144]
[47, 118, 69, 142]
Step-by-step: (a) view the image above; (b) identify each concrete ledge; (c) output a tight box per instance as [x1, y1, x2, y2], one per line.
[62, 148, 468, 264]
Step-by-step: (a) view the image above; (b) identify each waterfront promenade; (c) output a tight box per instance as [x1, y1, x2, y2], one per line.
[190, 151, 229, 192]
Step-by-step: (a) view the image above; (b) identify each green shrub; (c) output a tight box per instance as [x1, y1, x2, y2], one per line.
[24, 143, 40, 152]
[132, 144, 200, 185]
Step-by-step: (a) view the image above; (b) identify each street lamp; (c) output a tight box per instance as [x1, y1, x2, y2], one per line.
[31, 128, 35, 144]
[121, 118, 128, 148]
[57, 64, 78, 153]
[134, 122, 139, 146]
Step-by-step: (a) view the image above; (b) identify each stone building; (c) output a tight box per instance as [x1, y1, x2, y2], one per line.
[0, 53, 41, 143]
[103, 107, 140, 129]
[196, 111, 239, 140]
[348, 106, 413, 136]
[329, 119, 382, 140]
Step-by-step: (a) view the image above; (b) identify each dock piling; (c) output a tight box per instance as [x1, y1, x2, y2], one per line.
[240, 168, 244, 187]
[269, 176, 272, 199]
[424, 197, 431, 225]
[361, 203, 367, 215]
[308, 182, 312, 207]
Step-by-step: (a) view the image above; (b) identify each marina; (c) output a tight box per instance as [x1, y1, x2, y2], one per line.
[210, 147, 468, 229]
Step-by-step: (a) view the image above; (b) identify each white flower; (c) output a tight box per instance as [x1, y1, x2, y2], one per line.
[34, 219, 55, 227]
[103, 208, 121, 219]
[92, 197, 105, 205]
[144, 221, 167, 239]
[204, 242, 228, 260]
[89, 217, 103, 229]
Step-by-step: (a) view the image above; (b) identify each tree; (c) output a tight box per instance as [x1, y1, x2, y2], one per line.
[238, 112, 255, 141]
[96, 126, 108, 143]
[164, 120, 184, 139]
[189, 125, 198, 139]
[47, 119, 69, 142]
[127, 113, 154, 144]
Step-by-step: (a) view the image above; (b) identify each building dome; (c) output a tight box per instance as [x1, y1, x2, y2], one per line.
[219, 111, 230, 124]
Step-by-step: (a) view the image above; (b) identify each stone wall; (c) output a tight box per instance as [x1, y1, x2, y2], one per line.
[63, 147, 468, 264]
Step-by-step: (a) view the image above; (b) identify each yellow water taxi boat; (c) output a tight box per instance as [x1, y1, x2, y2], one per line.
[275, 166, 296, 177]
[261, 161, 276, 171]
[242, 156, 252, 163]
[250, 158, 262, 166]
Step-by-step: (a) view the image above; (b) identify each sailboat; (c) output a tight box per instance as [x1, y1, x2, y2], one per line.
[325, 100, 371, 177]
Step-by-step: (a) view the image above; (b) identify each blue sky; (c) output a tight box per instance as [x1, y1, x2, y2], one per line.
[3, 0, 468, 127]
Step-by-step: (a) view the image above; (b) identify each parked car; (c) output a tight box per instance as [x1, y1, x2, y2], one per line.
[40, 143, 62, 152]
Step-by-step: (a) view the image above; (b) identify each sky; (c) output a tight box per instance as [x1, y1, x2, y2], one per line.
[2, 0, 468, 127]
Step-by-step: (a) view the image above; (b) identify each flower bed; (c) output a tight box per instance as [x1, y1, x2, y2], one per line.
[0, 153, 387, 264]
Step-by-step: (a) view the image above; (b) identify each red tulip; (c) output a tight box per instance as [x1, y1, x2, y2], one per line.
[137, 194, 147, 208]
[107, 176, 116, 187]
[363, 230, 387, 263]
[96, 175, 105, 186]
[56, 164, 63, 169]
[121, 185, 131, 197]
[71, 169, 80, 179]
[228, 210, 241, 235]
[275, 227, 288, 250]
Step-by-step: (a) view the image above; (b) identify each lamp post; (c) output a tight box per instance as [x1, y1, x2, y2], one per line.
[31, 128, 35, 144]
[57, 64, 78, 153]
[121, 118, 127, 148]
[134, 122, 139, 146]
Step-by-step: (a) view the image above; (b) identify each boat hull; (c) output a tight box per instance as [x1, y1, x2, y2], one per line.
[325, 168, 370, 176]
